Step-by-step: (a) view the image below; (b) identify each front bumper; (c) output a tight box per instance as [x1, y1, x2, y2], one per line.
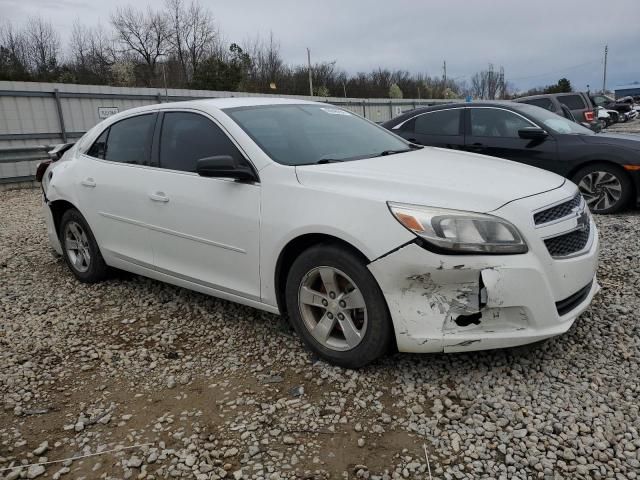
[368, 185, 600, 353]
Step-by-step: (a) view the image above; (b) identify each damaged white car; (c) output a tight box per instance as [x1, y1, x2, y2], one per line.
[39, 98, 599, 368]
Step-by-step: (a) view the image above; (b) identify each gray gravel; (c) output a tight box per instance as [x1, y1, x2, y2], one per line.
[1, 188, 639, 480]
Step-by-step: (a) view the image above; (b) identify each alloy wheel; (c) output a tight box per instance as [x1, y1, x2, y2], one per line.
[64, 221, 91, 273]
[578, 171, 622, 212]
[297, 266, 368, 351]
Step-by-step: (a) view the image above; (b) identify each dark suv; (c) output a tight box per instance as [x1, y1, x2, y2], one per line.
[514, 92, 597, 127]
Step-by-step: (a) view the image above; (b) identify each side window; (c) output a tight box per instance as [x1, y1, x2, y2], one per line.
[470, 109, 532, 138]
[159, 112, 244, 173]
[104, 114, 155, 165]
[414, 109, 461, 136]
[523, 98, 555, 111]
[558, 95, 586, 110]
[87, 128, 109, 159]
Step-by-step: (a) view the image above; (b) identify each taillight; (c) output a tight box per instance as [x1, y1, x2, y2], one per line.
[584, 111, 595, 122]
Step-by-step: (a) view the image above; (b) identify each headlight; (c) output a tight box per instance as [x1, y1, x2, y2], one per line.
[388, 202, 528, 254]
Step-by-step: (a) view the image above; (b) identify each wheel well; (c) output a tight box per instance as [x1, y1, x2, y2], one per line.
[48, 200, 77, 237]
[568, 161, 636, 197]
[274, 234, 370, 315]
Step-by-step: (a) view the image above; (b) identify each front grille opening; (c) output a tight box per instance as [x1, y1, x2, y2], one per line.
[556, 281, 593, 316]
[534, 193, 582, 225]
[544, 224, 590, 257]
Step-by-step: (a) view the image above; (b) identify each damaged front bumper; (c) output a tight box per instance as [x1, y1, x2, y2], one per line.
[368, 232, 599, 353]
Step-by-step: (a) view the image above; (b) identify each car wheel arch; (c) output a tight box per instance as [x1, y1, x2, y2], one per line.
[274, 233, 372, 316]
[568, 160, 633, 189]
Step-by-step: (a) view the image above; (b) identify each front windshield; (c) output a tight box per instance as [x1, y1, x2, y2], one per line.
[225, 104, 410, 165]
[516, 103, 594, 135]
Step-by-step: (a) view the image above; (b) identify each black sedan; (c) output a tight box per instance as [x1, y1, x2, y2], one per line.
[382, 102, 640, 213]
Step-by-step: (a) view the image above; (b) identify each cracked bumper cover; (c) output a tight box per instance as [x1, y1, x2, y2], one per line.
[368, 234, 599, 353]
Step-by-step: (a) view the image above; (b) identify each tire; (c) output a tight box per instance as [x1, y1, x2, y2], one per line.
[572, 163, 632, 214]
[285, 244, 392, 368]
[59, 208, 109, 283]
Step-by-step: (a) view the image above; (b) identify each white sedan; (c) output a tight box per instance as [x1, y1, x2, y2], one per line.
[40, 98, 599, 368]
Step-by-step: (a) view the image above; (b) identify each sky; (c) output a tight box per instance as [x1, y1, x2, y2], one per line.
[1, 0, 639, 93]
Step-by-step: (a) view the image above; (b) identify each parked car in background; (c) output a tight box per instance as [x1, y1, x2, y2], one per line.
[514, 92, 597, 128]
[38, 98, 600, 368]
[382, 102, 640, 213]
[590, 93, 635, 120]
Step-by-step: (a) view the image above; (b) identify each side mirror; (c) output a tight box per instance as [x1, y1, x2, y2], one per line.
[518, 127, 548, 140]
[196, 155, 257, 182]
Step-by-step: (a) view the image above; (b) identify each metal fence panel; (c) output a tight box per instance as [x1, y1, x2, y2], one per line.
[0, 81, 458, 184]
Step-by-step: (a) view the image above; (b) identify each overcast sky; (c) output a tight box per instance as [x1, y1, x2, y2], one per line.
[2, 0, 638, 92]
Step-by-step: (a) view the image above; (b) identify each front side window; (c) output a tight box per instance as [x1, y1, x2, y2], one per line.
[413, 109, 461, 136]
[516, 104, 593, 135]
[558, 95, 586, 110]
[159, 112, 245, 172]
[104, 114, 155, 165]
[470, 108, 533, 137]
[225, 104, 409, 165]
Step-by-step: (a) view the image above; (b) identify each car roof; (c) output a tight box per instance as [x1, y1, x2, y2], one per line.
[102, 97, 327, 122]
[381, 101, 525, 126]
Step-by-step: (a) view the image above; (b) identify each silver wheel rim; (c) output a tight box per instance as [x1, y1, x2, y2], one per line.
[578, 171, 622, 212]
[64, 221, 91, 273]
[298, 266, 367, 352]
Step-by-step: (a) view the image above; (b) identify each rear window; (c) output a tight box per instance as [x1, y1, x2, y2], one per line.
[558, 95, 586, 110]
[412, 109, 461, 136]
[521, 98, 555, 111]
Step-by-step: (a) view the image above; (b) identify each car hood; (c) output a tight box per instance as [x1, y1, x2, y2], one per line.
[581, 133, 640, 152]
[295, 147, 565, 213]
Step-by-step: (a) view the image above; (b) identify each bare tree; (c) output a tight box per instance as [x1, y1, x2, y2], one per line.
[111, 6, 170, 86]
[23, 16, 60, 80]
[165, 0, 218, 85]
[70, 21, 116, 84]
[0, 21, 30, 80]
[470, 64, 506, 100]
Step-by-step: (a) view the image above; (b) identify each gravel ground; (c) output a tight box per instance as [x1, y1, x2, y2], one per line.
[1, 189, 639, 480]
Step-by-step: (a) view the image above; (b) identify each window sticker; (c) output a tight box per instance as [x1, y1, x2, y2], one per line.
[320, 107, 352, 116]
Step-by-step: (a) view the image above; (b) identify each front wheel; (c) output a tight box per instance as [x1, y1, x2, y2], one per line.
[285, 244, 392, 368]
[573, 164, 632, 214]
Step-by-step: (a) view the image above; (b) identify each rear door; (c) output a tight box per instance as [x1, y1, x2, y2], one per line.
[464, 107, 558, 172]
[392, 108, 465, 149]
[76, 113, 157, 265]
[144, 110, 261, 300]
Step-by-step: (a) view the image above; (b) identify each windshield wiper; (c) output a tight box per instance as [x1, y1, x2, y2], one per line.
[314, 158, 345, 164]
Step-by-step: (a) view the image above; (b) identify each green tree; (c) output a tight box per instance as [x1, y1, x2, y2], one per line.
[545, 78, 572, 94]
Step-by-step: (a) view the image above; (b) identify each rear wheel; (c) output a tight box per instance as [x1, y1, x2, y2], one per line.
[285, 244, 392, 368]
[59, 209, 108, 283]
[573, 163, 632, 214]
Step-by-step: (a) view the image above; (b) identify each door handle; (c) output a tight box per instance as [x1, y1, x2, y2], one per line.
[149, 192, 170, 203]
[81, 178, 96, 188]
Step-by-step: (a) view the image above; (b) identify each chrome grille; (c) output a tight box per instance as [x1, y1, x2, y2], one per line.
[544, 223, 590, 257]
[534, 193, 582, 225]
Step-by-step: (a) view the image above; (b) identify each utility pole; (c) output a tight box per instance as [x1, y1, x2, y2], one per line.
[443, 60, 447, 85]
[342, 81, 347, 98]
[307, 48, 313, 97]
[162, 63, 168, 102]
[602, 45, 608, 93]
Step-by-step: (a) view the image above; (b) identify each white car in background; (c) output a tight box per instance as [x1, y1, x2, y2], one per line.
[39, 98, 600, 368]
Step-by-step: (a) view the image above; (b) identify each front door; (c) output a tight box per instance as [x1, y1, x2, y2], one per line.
[145, 111, 261, 300]
[464, 107, 558, 172]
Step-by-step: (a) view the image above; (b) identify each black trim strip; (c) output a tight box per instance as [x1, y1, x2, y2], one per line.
[556, 280, 593, 316]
